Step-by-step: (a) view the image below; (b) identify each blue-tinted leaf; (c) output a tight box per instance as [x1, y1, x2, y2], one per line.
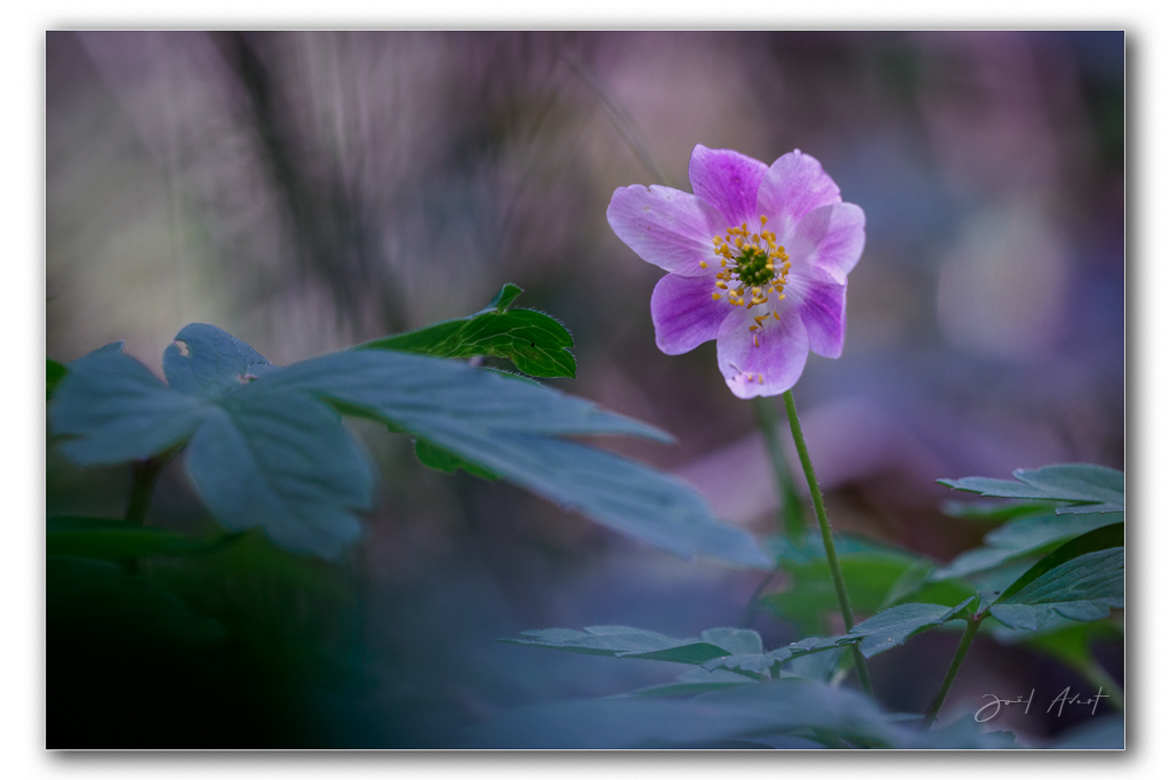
[939, 464, 1124, 511]
[184, 389, 373, 559]
[631, 667, 758, 697]
[413, 438, 498, 480]
[502, 625, 761, 665]
[361, 283, 575, 378]
[843, 599, 974, 658]
[49, 343, 207, 464]
[163, 322, 273, 399]
[461, 678, 1012, 749]
[51, 324, 767, 567]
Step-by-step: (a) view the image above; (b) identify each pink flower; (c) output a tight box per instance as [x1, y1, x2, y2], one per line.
[607, 145, 865, 399]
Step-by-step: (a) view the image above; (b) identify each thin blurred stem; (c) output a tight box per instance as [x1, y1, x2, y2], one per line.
[743, 397, 806, 625]
[1073, 657, 1124, 711]
[125, 457, 165, 528]
[924, 615, 982, 727]
[781, 390, 873, 696]
[753, 397, 806, 542]
[559, 53, 671, 187]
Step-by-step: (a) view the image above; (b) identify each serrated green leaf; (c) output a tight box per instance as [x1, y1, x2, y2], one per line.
[990, 547, 1123, 632]
[939, 464, 1124, 511]
[995, 523, 1124, 603]
[501, 625, 760, 665]
[51, 325, 767, 567]
[46, 516, 242, 560]
[413, 438, 498, 480]
[933, 511, 1122, 582]
[47, 359, 66, 400]
[360, 284, 576, 379]
[840, 599, 975, 658]
[489, 282, 524, 312]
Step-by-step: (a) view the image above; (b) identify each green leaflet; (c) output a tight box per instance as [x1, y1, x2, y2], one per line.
[502, 625, 764, 665]
[47, 359, 67, 400]
[938, 464, 1123, 512]
[988, 524, 1124, 632]
[932, 511, 1122, 581]
[359, 283, 576, 379]
[49, 323, 767, 567]
[47, 516, 242, 561]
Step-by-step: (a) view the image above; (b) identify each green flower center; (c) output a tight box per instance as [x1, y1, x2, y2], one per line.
[734, 247, 775, 288]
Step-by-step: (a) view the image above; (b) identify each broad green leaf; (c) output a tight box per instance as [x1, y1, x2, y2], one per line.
[47, 359, 66, 400]
[501, 625, 762, 665]
[932, 511, 1122, 581]
[461, 677, 1012, 749]
[939, 464, 1123, 511]
[995, 523, 1124, 603]
[838, 599, 975, 658]
[46, 516, 241, 561]
[51, 326, 767, 567]
[360, 283, 575, 378]
[989, 547, 1123, 632]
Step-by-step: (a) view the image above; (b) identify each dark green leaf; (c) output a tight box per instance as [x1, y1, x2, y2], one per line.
[360, 283, 576, 378]
[940, 499, 1059, 522]
[932, 511, 1122, 581]
[995, 523, 1124, 603]
[989, 547, 1123, 632]
[413, 438, 498, 479]
[46, 516, 241, 560]
[839, 599, 975, 658]
[47, 359, 66, 400]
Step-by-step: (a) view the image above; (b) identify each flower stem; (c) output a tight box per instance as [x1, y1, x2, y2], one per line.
[125, 457, 165, 527]
[924, 615, 982, 727]
[781, 390, 873, 695]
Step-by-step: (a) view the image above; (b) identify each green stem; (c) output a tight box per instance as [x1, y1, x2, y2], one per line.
[752, 397, 806, 541]
[781, 390, 873, 695]
[1074, 657, 1124, 711]
[924, 615, 982, 726]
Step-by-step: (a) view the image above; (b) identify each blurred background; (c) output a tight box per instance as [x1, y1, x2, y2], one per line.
[46, 31, 1123, 747]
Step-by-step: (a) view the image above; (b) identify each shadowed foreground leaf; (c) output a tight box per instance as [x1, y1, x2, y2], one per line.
[50, 323, 767, 567]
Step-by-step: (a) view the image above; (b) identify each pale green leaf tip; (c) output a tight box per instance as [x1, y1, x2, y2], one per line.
[490, 283, 524, 312]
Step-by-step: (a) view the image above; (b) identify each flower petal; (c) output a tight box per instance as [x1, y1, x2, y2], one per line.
[607, 184, 723, 275]
[787, 202, 866, 284]
[715, 306, 810, 399]
[650, 273, 729, 355]
[688, 144, 768, 227]
[756, 150, 842, 240]
[798, 276, 847, 358]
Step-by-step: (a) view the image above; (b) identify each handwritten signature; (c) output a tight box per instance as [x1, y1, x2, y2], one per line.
[974, 686, 1110, 723]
